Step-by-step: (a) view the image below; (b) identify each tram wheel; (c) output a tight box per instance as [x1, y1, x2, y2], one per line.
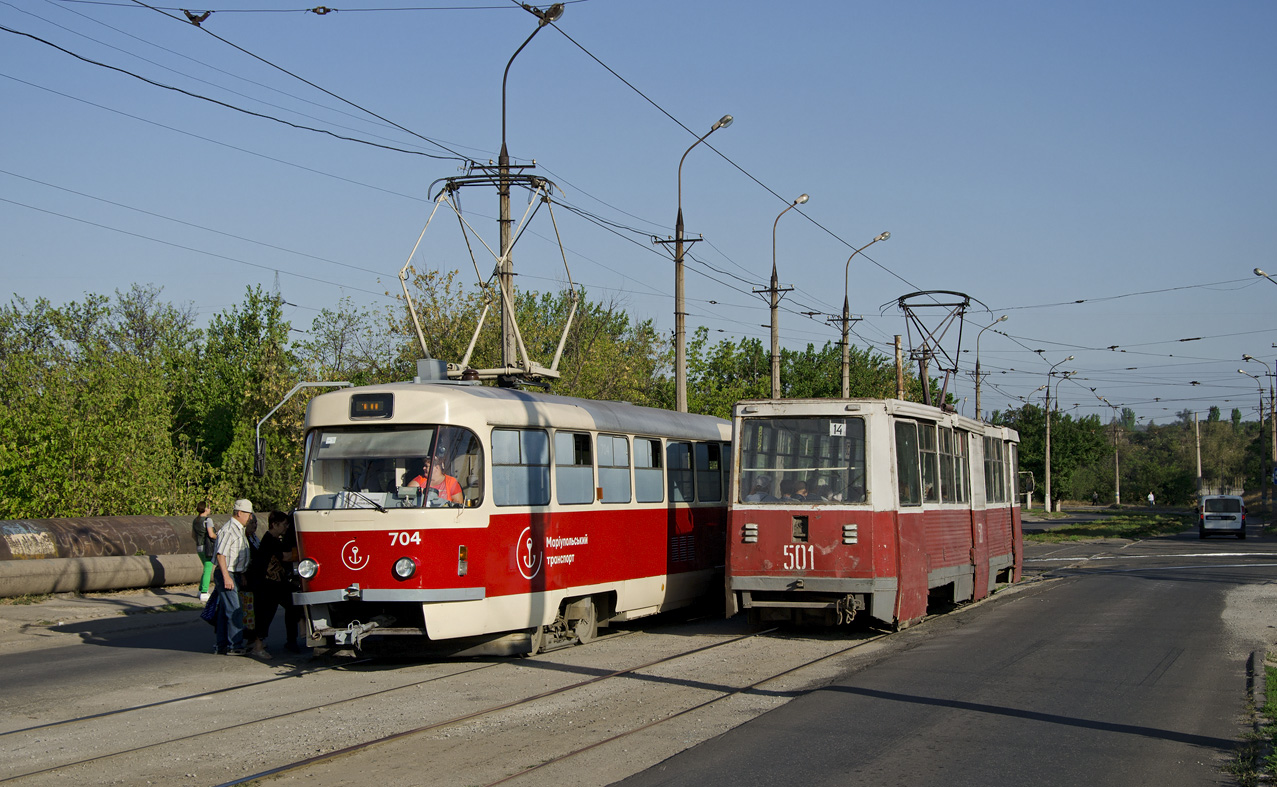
[573, 600, 598, 644]
[528, 626, 546, 656]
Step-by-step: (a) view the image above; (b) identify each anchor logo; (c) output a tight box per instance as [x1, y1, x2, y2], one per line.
[341, 539, 370, 571]
[515, 526, 542, 580]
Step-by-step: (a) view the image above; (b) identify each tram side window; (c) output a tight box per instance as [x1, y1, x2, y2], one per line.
[984, 436, 1006, 504]
[919, 423, 940, 503]
[635, 438, 664, 503]
[493, 428, 550, 507]
[895, 421, 922, 507]
[554, 431, 594, 505]
[695, 443, 722, 502]
[597, 434, 631, 503]
[939, 427, 969, 504]
[667, 441, 695, 502]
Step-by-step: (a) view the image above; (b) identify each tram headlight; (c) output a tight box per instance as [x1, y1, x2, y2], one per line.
[297, 558, 319, 580]
[393, 557, 417, 580]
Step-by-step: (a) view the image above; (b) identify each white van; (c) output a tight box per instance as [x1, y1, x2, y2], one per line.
[1198, 494, 1246, 539]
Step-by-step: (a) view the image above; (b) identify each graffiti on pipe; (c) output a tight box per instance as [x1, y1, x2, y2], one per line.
[0, 517, 186, 561]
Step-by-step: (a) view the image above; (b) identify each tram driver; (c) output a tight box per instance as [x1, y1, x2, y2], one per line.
[408, 453, 463, 507]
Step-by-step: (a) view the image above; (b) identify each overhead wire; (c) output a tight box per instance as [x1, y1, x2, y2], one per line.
[126, 0, 475, 162]
[0, 23, 457, 159]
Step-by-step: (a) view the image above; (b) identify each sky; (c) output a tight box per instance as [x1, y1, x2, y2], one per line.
[3, 0, 1276, 425]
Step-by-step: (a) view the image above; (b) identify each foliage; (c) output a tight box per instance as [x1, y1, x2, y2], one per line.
[0, 287, 217, 517]
[988, 404, 1107, 503]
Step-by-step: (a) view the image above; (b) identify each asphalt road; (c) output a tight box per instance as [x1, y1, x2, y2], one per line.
[617, 528, 1277, 787]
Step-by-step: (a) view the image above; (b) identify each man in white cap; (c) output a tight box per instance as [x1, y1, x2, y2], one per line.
[214, 499, 253, 655]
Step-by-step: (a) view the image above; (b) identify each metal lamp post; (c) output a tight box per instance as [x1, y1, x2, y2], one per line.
[974, 315, 1007, 420]
[1240, 367, 1270, 521]
[838, 232, 890, 398]
[497, 3, 564, 372]
[670, 114, 733, 413]
[1043, 355, 1073, 511]
[769, 194, 808, 399]
[1244, 354, 1276, 522]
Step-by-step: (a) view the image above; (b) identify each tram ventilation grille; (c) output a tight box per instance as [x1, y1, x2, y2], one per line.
[842, 524, 859, 545]
[742, 523, 758, 543]
[670, 534, 695, 563]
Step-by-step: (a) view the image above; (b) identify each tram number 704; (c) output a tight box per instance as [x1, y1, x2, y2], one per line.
[783, 544, 815, 570]
[389, 531, 422, 546]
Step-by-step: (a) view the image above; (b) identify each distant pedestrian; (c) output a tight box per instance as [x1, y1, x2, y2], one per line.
[1091, 491, 1099, 507]
[214, 499, 253, 656]
[1147, 491, 1155, 507]
[192, 501, 217, 602]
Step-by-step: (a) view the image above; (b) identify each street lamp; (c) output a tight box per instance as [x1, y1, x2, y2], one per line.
[497, 3, 565, 371]
[670, 114, 733, 413]
[1243, 354, 1276, 522]
[1240, 366, 1271, 522]
[974, 315, 1007, 420]
[1096, 395, 1122, 506]
[1256, 268, 1277, 287]
[769, 193, 808, 399]
[1044, 355, 1073, 511]
[837, 231, 890, 398]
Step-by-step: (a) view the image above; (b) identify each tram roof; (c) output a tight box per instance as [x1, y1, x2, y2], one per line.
[732, 398, 1019, 441]
[305, 381, 731, 442]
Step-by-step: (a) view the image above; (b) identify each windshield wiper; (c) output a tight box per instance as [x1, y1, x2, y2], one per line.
[343, 487, 387, 513]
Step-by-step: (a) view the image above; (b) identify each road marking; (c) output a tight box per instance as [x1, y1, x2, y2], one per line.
[1027, 552, 1277, 563]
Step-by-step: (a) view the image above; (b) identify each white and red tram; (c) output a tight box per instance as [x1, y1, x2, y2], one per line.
[292, 372, 731, 656]
[726, 398, 1022, 628]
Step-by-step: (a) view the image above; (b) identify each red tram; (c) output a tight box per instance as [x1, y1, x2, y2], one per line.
[291, 369, 731, 656]
[726, 398, 1022, 628]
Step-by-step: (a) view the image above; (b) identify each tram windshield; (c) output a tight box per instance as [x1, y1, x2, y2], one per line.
[737, 416, 866, 504]
[299, 425, 483, 510]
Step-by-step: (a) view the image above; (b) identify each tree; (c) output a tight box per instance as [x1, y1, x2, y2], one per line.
[0, 290, 217, 517]
[188, 287, 299, 511]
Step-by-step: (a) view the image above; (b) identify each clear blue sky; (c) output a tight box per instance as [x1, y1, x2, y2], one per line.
[3, 0, 1275, 425]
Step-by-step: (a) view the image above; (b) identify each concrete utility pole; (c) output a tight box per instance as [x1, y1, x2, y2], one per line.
[974, 315, 1007, 420]
[894, 336, 904, 399]
[1043, 355, 1073, 511]
[834, 232, 889, 398]
[498, 3, 563, 373]
[662, 114, 732, 413]
[1195, 412, 1202, 500]
[761, 194, 807, 399]
[1240, 367, 1267, 519]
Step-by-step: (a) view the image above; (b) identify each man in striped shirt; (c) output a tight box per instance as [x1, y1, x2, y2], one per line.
[214, 499, 254, 655]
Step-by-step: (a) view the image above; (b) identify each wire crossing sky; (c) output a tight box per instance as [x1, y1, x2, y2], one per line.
[2, 0, 1275, 423]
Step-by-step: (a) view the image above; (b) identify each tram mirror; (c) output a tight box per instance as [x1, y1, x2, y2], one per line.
[253, 438, 266, 477]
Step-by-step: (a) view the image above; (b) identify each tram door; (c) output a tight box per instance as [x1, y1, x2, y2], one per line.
[892, 420, 928, 623]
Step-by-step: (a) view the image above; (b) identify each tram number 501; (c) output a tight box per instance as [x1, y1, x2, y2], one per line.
[389, 531, 422, 546]
[783, 544, 815, 570]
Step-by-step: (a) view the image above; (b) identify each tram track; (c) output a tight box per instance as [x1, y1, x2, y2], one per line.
[0, 626, 707, 786]
[0, 658, 375, 738]
[0, 659, 501, 784]
[212, 625, 891, 787]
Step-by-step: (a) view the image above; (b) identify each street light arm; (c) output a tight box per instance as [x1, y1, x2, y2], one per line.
[677, 115, 733, 226]
[842, 233, 890, 315]
[502, 6, 563, 157]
